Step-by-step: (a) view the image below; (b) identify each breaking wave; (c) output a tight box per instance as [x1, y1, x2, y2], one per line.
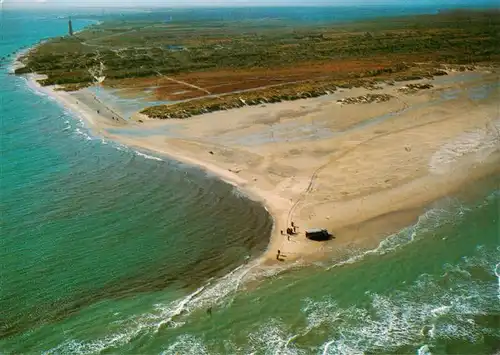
[156, 241, 498, 355]
[43, 260, 264, 354]
[134, 150, 163, 161]
[317, 246, 499, 354]
[42, 190, 499, 355]
[326, 195, 474, 271]
[227, 244, 499, 355]
[160, 335, 211, 355]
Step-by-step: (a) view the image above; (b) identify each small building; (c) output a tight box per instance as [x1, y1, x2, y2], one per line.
[305, 228, 331, 241]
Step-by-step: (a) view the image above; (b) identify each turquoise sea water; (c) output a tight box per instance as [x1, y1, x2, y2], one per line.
[1, 7, 499, 355]
[1, 8, 271, 344]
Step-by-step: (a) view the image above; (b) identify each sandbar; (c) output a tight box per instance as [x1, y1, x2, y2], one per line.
[21, 67, 500, 265]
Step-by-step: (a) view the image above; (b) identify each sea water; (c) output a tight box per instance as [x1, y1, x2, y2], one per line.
[1, 7, 271, 346]
[1, 7, 499, 355]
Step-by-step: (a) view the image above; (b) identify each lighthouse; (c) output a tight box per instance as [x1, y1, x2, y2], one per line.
[68, 17, 74, 36]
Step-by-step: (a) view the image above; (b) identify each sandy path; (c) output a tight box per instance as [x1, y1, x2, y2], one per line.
[158, 73, 212, 95]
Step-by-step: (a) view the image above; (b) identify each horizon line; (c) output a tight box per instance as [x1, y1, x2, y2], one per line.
[5, 2, 500, 10]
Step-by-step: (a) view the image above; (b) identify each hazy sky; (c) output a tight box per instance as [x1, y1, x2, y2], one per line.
[4, 0, 496, 8]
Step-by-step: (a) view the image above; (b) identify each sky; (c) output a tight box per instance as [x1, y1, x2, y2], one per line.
[4, 0, 498, 8]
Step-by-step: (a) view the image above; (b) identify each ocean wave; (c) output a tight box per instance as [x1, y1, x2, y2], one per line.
[22, 77, 52, 100]
[315, 246, 500, 354]
[74, 128, 92, 141]
[43, 248, 499, 355]
[21, 76, 95, 134]
[43, 260, 265, 354]
[95, 138, 163, 162]
[160, 334, 210, 355]
[417, 344, 432, 355]
[43, 192, 498, 355]
[180, 241, 496, 355]
[134, 150, 163, 162]
[243, 246, 498, 355]
[19, 76, 97, 144]
[326, 195, 478, 271]
[231, 186, 249, 199]
[495, 262, 500, 301]
[247, 319, 306, 355]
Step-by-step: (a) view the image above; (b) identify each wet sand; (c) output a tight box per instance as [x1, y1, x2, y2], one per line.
[24, 73, 127, 129]
[24, 69, 500, 265]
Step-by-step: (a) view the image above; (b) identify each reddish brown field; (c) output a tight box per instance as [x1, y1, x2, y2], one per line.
[106, 57, 425, 101]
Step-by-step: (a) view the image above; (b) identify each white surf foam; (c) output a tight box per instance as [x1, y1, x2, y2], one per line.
[247, 319, 305, 355]
[317, 245, 500, 354]
[74, 127, 92, 141]
[154, 285, 206, 332]
[231, 185, 249, 199]
[160, 334, 210, 355]
[44, 193, 499, 354]
[417, 344, 432, 355]
[44, 260, 266, 355]
[134, 150, 163, 161]
[495, 262, 500, 301]
[44, 285, 208, 355]
[326, 196, 474, 271]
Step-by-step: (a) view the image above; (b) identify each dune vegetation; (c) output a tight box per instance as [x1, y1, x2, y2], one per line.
[16, 9, 500, 118]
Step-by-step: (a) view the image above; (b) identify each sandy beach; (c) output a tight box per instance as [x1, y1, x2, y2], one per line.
[21, 66, 500, 264]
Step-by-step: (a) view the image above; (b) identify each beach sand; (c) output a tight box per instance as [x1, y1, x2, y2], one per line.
[23, 69, 500, 265]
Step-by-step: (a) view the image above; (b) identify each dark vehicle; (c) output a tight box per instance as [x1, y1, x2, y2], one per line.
[305, 228, 331, 241]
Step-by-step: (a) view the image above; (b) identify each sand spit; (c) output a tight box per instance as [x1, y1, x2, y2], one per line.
[24, 73, 127, 129]
[22, 66, 500, 265]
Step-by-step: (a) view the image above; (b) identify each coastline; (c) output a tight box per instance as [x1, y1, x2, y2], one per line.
[13, 52, 288, 264]
[16, 52, 500, 266]
[4, 10, 500, 354]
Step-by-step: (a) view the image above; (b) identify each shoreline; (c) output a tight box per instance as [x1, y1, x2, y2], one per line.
[16, 70, 287, 264]
[4, 10, 500, 354]
[110, 70, 500, 264]
[15, 51, 500, 265]
[13, 50, 288, 264]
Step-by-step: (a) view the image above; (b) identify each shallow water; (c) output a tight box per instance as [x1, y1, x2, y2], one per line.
[4, 188, 497, 354]
[1, 9, 271, 340]
[1, 7, 499, 355]
[88, 86, 174, 120]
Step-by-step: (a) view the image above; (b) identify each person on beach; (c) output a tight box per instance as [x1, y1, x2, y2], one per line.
[276, 249, 281, 260]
